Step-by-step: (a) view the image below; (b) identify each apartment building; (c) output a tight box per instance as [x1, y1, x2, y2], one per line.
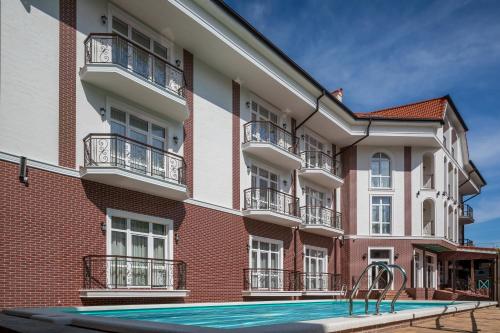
[0, 0, 495, 309]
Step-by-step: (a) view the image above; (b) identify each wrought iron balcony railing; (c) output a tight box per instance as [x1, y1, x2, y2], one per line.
[243, 188, 300, 217]
[298, 273, 343, 291]
[300, 206, 342, 230]
[243, 268, 299, 291]
[83, 255, 187, 290]
[300, 150, 342, 177]
[84, 33, 185, 97]
[459, 238, 474, 247]
[243, 121, 297, 154]
[84, 133, 185, 185]
[460, 204, 474, 219]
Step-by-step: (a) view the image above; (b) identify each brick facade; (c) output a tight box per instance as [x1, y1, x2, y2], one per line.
[58, 0, 77, 168]
[232, 81, 240, 210]
[183, 50, 194, 196]
[0, 160, 339, 309]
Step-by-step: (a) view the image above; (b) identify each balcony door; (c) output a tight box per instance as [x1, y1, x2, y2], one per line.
[304, 247, 327, 290]
[250, 101, 279, 144]
[304, 187, 326, 224]
[250, 238, 282, 290]
[303, 134, 326, 169]
[109, 107, 167, 178]
[251, 166, 279, 211]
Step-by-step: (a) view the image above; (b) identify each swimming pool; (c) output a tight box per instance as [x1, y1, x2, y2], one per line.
[66, 300, 459, 329]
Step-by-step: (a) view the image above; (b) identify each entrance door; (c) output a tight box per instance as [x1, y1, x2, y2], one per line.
[368, 249, 392, 290]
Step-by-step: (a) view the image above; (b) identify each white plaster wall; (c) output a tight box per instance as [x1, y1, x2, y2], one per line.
[0, 0, 59, 164]
[356, 146, 405, 236]
[193, 57, 233, 207]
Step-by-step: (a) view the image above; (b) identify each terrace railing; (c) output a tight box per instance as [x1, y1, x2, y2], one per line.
[300, 150, 342, 177]
[83, 255, 187, 290]
[84, 133, 186, 185]
[298, 273, 342, 291]
[460, 204, 474, 219]
[243, 121, 297, 154]
[243, 188, 299, 217]
[300, 206, 342, 229]
[243, 268, 299, 291]
[84, 33, 185, 97]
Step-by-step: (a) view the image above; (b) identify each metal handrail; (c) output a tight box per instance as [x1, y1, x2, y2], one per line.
[388, 264, 407, 313]
[363, 262, 394, 315]
[348, 262, 393, 316]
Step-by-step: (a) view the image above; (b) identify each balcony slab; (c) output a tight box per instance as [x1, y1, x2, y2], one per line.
[80, 166, 188, 201]
[80, 64, 188, 122]
[298, 168, 343, 188]
[242, 142, 302, 170]
[242, 209, 302, 227]
[300, 224, 343, 237]
[79, 289, 190, 298]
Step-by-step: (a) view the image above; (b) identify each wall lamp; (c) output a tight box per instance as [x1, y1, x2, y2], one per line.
[175, 59, 182, 67]
[100, 222, 106, 233]
[19, 156, 28, 185]
[283, 180, 288, 187]
[175, 233, 180, 243]
[416, 190, 420, 198]
[100, 107, 106, 119]
[173, 136, 179, 145]
[101, 15, 107, 25]
[394, 253, 400, 260]
[246, 101, 251, 108]
[362, 253, 367, 260]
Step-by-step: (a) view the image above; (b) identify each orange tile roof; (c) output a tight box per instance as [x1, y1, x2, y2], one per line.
[356, 96, 448, 121]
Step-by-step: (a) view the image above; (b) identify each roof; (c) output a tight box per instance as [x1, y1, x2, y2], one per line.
[356, 97, 448, 121]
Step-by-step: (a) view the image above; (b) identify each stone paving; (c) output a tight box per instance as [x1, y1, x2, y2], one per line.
[389, 306, 500, 333]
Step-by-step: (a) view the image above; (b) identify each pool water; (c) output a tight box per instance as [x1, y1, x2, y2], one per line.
[68, 300, 458, 329]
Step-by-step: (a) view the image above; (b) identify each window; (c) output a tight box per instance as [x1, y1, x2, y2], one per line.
[249, 237, 282, 289]
[303, 187, 327, 225]
[371, 153, 391, 188]
[368, 249, 392, 289]
[425, 255, 436, 288]
[304, 246, 327, 290]
[371, 196, 391, 235]
[422, 153, 434, 189]
[107, 210, 172, 288]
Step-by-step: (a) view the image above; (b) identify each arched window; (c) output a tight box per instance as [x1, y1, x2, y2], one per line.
[371, 153, 391, 188]
[422, 199, 435, 236]
[422, 153, 435, 189]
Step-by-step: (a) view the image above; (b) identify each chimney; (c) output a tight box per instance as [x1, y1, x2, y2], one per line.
[331, 88, 343, 102]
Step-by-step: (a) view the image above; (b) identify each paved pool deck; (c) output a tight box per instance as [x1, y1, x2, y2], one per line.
[390, 305, 500, 333]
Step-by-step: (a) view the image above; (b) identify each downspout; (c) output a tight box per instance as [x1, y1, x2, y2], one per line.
[334, 118, 372, 158]
[295, 90, 326, 130]
[463, 191, 480, 203]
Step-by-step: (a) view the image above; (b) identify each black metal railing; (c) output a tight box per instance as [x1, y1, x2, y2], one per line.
[84, 33, 185, 97]
[83, 255, 187, 290]
[459, 238, 474, 246]
[300, 206, 342, 230]
[243, 188, 299, 217]
[460, 204, 474, 219]
[84, 133, 185, 185]
[243, 121, 297, 154]
[300, 150, 342, 177]
[243, 268, 299, 291]
[298, 273, 343, 291]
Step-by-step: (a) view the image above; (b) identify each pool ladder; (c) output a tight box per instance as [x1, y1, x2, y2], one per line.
[348, 262, 407, 316]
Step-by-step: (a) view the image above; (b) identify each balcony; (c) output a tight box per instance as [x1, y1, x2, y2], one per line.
[459, 204, 474, 224]
[298, 273, 345, 296]
[242, 268, 302, 297]
[80, 33, 188, 122]
[80, 255, 189, 298]
[80, 134, 188, 200]
[242, 121, 301, 170]
[300, 206, 343, 237]
[298, 151, 343, 188]
[459, 238, 474, 247]
[242, 188, 302, 227]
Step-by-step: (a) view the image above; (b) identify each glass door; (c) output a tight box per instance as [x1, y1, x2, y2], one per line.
[251, 101, 278, 144]
[304, 247, 326, 290]
[250, 240, 281, 290]
[305, 187, 325, 224]
[304, 134, 325, 168]
[251, 166, 278, 211]
[368, 249, 392, 290]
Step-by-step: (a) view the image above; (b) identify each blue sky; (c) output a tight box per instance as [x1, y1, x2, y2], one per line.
[226, 0, 500, 246]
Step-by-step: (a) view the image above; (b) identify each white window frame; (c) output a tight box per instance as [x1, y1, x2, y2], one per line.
[106, 209, 174, 289]
[248, 235, 284, 290]
[303, 245, 328, 291]
[248, 235, 284, 270]
[370, 195, 393, 236]
[424, 252, 438, 289]
[367, 247, 394, 290]
[105, 98, 170, 150]
[370, 152, 392, 189]
[413, 248, 424, 288]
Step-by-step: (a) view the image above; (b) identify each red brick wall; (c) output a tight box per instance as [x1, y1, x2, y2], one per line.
[58, 0, 77, 168]
[183, 50, 194, 196]
[0, 160, 338, 308]
[232, 81, 240, 210]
